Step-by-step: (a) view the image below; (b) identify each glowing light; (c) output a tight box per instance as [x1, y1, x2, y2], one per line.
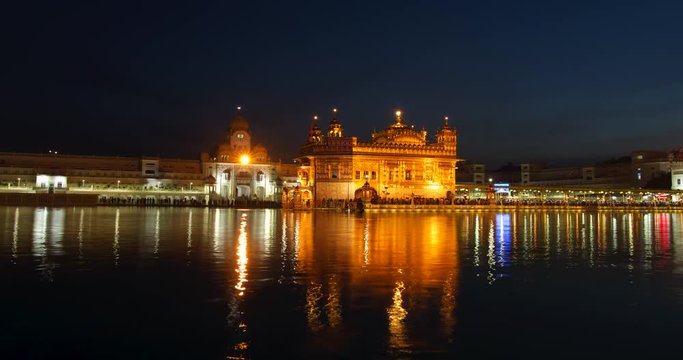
[239, 155, 250, 164]
[395, 110, 402, 117]
[444, 116, 449, 120]
[235, 213, 248, 296]
[333, 108, 337, 113]
[313, 115, 318, 120]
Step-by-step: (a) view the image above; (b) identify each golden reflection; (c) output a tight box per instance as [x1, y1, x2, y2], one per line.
[235, 213, 248, 296]
[363, 217, 370, 266]
[227, 212, 250, 359]
[305, 281, 323, 332]
[325, 274, 342, 328]
[387, 280, 408, 351]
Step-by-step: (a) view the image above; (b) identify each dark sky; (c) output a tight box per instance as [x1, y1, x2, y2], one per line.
[2, 0, 682, 167]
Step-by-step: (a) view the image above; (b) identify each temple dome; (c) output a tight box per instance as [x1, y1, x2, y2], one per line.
[230, 113, 250, 132]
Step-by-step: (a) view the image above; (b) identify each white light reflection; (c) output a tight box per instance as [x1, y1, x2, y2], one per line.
[113, 208, 120, 265]
[153, 209, 160, 257]
[473, 215, 480, 267]
[50, 208, 64, 256]
[643, 213, 653, 271]
[186, 210, 193, 264]
[263, 209, 273, 253]
[486, 219, 495, 284]
[32, 207, 48, 258]
[12, 207, 19, 263]
[78, 208, 84, 260]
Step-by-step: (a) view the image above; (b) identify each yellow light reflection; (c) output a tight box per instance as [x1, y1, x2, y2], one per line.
[235, 213, 248, 296]
[325, 275, 342, 328]
[387, 280, 408, 351]
[306, 281, 323, 333]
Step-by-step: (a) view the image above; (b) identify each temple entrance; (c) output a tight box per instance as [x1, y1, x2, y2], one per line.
[236, 185, 251, 198]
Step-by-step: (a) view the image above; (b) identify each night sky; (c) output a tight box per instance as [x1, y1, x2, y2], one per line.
[2, 0, 682, 167]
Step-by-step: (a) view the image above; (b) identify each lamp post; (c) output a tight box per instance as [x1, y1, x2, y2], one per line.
[117, 180, 120, 189]
[190, 182, 193, 191]
[17, 178, 21, 188]
[82, 179, 85, 188]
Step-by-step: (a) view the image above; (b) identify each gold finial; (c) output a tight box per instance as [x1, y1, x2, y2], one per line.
[395, 110, 402, 123]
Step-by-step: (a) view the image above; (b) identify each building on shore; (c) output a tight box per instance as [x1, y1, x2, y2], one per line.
[285, 109, 460, 208]
[200, 108, 283, 203]
[456, 148, 683, 191]
[0, 108, 288, 206]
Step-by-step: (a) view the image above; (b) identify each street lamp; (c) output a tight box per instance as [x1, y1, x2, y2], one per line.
[190, 182, 193, 190]
[81, 179, 85, 188]
[117, 180, 120, 189]
[17, 178, 21, 187]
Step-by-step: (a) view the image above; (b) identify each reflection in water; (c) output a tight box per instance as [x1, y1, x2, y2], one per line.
[32, 207, 47, 258]
[325, 274, 342, 329]
[363, 218, 370, 266]
[235, 213, 248, 296]
[113, 208, 120, 265]
[12, 207, 19, 263]
[3, 208, 683, 358]
[227, 212, 250, 358]
[153, 209, 160, 257]
[306, 281, 323, 333]
[441, 271, 458, 342]
[77, 208, 84, 260]
[186, 210, 193, 264]
[387, 279, 409, 355]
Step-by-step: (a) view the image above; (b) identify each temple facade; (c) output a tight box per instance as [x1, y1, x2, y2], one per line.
[288, 110, 460, 207]
[201, 108, 281, 202]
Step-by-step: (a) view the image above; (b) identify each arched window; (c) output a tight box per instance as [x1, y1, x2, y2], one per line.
[223, 169, 231, 180]
[257, 171, 264, 182]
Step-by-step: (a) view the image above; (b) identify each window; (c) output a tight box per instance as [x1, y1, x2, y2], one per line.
[237, 133, 244, 139]
[405, 170, 412, 180]
[223, 170, 231, 180]
[371, 171, 376, 180]
[363, 171, 369, 179]
[355, 171, 360, 180]
[678, 179, 681, 185]
[257, 171, 264, 182]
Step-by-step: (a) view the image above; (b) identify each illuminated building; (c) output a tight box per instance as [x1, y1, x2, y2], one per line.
[200, 108, 281, 202]
[0, 108, 286, 205]
[288, 109, 460, 207]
